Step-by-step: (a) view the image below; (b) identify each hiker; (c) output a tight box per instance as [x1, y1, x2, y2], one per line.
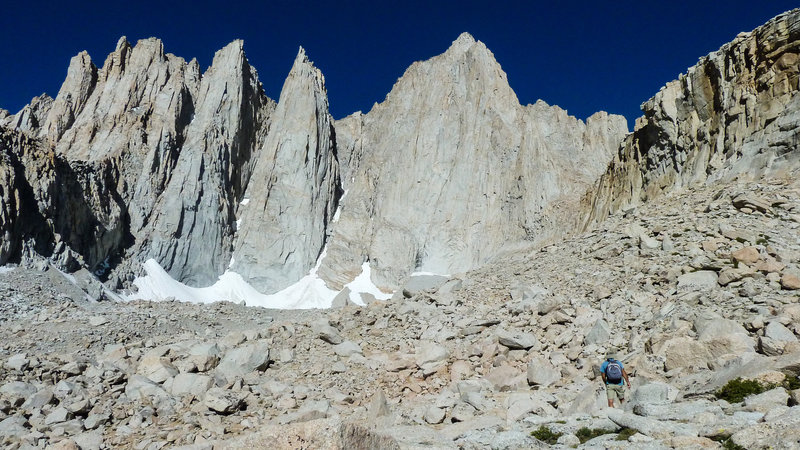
[600, 352, 631, 408]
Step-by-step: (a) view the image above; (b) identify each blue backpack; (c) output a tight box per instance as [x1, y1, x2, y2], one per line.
[605, 359, 623, 383]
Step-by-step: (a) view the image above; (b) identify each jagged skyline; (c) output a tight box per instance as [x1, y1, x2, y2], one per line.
[1, 1, 797, 127]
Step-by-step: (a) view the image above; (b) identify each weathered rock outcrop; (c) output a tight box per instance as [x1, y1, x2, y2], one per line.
[0, 126, 128, 272]
[0, 132, 25, 265]
[319, 33, 627, 289]
[588, 8, 800, 223]
[129, 40, 273, 287]
[1, 37, 275, 287]
[231, 48, 339, 293]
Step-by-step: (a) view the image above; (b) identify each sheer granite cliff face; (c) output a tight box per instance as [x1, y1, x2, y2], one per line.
[587, 9, 800, 224]
[230, 48, 340, 293]
[129, 40, 273, 287]
[318, 33, 627, 290]
[0, 38, 275, 286]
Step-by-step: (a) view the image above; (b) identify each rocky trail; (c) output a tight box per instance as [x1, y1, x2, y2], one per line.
[2, 173, 799, 449]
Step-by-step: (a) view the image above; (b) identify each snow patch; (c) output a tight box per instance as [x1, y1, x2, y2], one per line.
[346, 262, 392, 305]
[333, 189, 348, 223]
[128, 253, 396, 310]
[128, 258, 338, 309]
[411, 271, 451, 277]
[240, 198, 250, 206]
[0, 265, 15, 274]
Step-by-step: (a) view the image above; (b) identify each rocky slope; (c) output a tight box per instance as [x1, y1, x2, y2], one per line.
[0, 175, 798, 449]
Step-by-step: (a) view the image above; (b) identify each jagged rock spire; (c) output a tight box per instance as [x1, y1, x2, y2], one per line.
[231, 46, 339, 293]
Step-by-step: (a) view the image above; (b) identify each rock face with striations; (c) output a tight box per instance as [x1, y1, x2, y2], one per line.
[231, 48, 340, 293]
[129, 39, 273, 287]
[0, 37, 275, 287]
[587, 9, 800, 223]
[318, 33, 627, 290]
[0, 131, 24, 265]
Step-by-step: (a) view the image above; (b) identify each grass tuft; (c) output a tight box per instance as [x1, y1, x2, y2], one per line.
[530, 426, 562, 445]
[709, 433, 747, 450]
[715, 377, 768, 404]
[615, 427, 638, 441]
[575, 427, 613, 443]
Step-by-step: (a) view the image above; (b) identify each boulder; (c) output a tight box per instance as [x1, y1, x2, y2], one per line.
[84, 413, 110, 430]
[451, 403, 476, 422]
[137, 355, 179, 383]
[333, 341, 363, 357]
[732, 194, 771, 213]
[496, 329, 539, 350]
[331, 288, 351, 308]
[368, 390, 391, 417]
[415, 341, 449, 372]
[423, 406, 446, 424]
[188, 342, 221, 372]
[744, 387, 790, 413]
[73, 431, 104, 450]
[781, 273, 800, 290]
[402, 275, 449, 297]
[506, 393, 556, 422]
[313, 319, 344, 345]
[204, 387, 243, 414]
[606, 408, 699, 439]
[485, 364, 525, 392]
[508, 284, 549, 314]
[21, 388, 54, 410]
[731, 246, 761, 265]
[765, 322, 797, 343]
[216, 341, 270, 382]
[278, 400, 330, 424]
[125, 375, 171, 401]
[44, 406, 73, 425]
[633, 400, 722, 421]
[0, 416, 27, 437]
[584, 319, 611, 345]
[731, 405, 800, 449]
[0, 381, 36, 406]
[694, 313, 756, 358]
[5, 353, 28, 371]
[677, 271, 718, 291]
[661, 337, 712, 371]
[718, 267, 752, 286]
[167, 373, 214, 397]
[526, 356, 561, 387]
[760, 336, 787, 356]
[630, 382, 679, 405]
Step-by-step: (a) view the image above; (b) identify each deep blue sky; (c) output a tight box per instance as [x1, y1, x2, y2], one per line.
[1, 2, 797, 128]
